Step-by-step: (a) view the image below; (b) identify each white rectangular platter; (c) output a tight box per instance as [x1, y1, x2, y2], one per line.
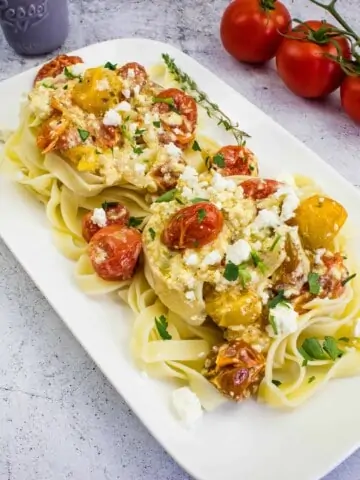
[1, 38, 360, 480]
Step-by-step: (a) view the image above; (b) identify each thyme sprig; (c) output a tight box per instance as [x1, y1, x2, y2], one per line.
[162, 53, 250, 146]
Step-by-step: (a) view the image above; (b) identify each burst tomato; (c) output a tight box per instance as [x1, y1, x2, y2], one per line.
[340, 75, 360, 123]
[211, 145, 258, 177]
[88, 225, 142, 281]
[276, 20, 351, 98]
[240, 178, 280, 199]
[220, 0, 291, 64]
[82, 203, 130, 243]
[161, 202, 224, 250]
[34, 54, 83, 85]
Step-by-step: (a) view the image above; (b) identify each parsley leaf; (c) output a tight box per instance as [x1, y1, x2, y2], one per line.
[153, 96, 175, 106]
[223, 261, 239, 282]
[104, 61, 117, 70]
[155, 315, 172, 340]
[238, 264, 251, 288]
[269, 234, 281, 252]
[191, 198, 209, 204]
[63, 85, 68, 90]
[342, 273, 357, 286]
[299, 338, 329, 361]
[149, 227, 156, 240]
[212, 153, 225, 168]
[42, 83, 56, 89]
[153, 121, 161, 128]
[192, 140, 201, 152]
[308, 376, 316, 384]
[272, 379, 282, 387]
[78, 129, 89, 142]
[268, 290, 286, 309]
[269, 315, 278, 336]
[101, 201, 118, 210]
[308, 272, 321, 295]
[197, 208, 206, 223]
[128, 216, 144, 228]
[251, 251, 266, 274]
[155, 189, 177, 203]
[338, 337, 350, 343]
[134, 128, 146, 137]
[64, 66, 78, 79]
[323, 336, 344, 360]
[133, 146, 143, 155]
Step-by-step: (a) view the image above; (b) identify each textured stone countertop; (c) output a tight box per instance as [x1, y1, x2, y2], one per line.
[0, 1, 360, 479]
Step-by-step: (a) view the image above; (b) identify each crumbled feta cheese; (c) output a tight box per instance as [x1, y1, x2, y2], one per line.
[133, 85, 140, 96]
[70, 63, 88, 76]
[202, 250, 222, 266]
[226, 239, 251, 265]
[172, 387, 203, 427]
[103, 109, 122, 127]
[275, 186, 300, 221]
[91, 207, 107, 227]
[165, 142, 182, 158]
[185, 291, 196, 301]
[260, 290, 270, 305]
[128, 122, 138, 134]
[252, 209, 281, 230]
[314, 248, 326, 264]
[180, 166, 198, 185]
[96, 79, 110, 91]
[122, 89, 131, 99]
[211, 172, 236, 192]
[266, 304, 298, 338]
[134, 163, 146, 174]
[127, 68, 135, 78]
[184, 253, 200, 266]
[116, 101, 131, 112]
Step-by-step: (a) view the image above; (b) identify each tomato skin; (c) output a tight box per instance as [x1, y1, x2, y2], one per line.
[276, 20, 351, 98]
[89, 225, 142, 281]
[220, 0, 291, 64]
[117, 62, 148, 88]
[82, 204, 130, 243]
[162, 202, 224, 250]
[34, 54, 83, 85]
[241, 178, 280, 199]
[340, 75, 360, 123]
[212, 145, 258, 176]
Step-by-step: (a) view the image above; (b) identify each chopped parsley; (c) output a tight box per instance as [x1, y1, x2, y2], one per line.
[78, 129, 89, 142]
[149, 227, 156, 240]
[101, 201, 118, 210]
[104, 61, 117, 70]
[238, 264, 252, 288]
[192, 140, 201, 152]
[272, 379, 282, 387]
[128, 216, 144, 228]
[308, 272, 321, 295]
[338, 337, 350, 343]
[133, 146, 144, 155]
[251, 251, 266, 274]
[298, 336, 343, 364]
[308, 376, 316, 384]
[63, 85, 68, 90]
[42, 83, 56, 89]
[342, 273, 357, 286]
[191, 198, 209, 204]
[268, 290, 287, 309]
[223, 261, 239, 282]
[134, 128, 146, 137]
[269, 315, 278, 336]
[323, 336, 344, 361]
[269, 234, 281, 252]
[249, 165, 255, 172]
[197, 208, 206, 223]
[212, 153, 225, 168]
[155, 189, 177, 203]
[153, 96, 175, 106]
[155, 315, 172, 340]
[64, 66, 78, 79]
[153, 121, 161, 128]
[205, 156, 211, 170]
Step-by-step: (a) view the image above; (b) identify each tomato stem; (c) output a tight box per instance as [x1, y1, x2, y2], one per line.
[259, 0, 276, 12]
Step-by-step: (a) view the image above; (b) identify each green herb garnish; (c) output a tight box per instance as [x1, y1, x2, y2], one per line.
[78, 129, 89, 142]
[153, 97, 175, 106]
[269, 234, 281, 252]
[128, 217, 144, 228]
[134, 128, 146, 137]
[191, 198, 209, 204]
[223, 261, 239, 282]
[155, 315, 172, 340]
[308, 376, 316, 384]
[272, 379, 282, 387]
[101, 201, 118, 210]
[133, 146, 144, 155]
[64, 66, 78, 79]
[212, 153, 225, 168]
[300, 338, 329, 361]
[342, 273, 357, 286]
[238, 264, 251, 288]
[268, 290, 287, 309]
[338, 337, 350, 342]
[104, 61, 117, 71]
[149, 228, 156, 240]
[42, 83, 56, 89]
[308, 272, 321, 295]
[269, 315, 278, 336]
[197, 208, 206, 223]
[155, 189, 177, 203]
[192, 140, 201, 152]
[162, 53, 250, 145]
[251, 251, 266, 273]
[323, 336, 344, 361]
[63, 85, 68, 90]
[153, 121, 161, 128]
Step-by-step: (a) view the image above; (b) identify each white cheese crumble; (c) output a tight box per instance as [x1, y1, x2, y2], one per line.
[314, 248, 326, 264]
[226, 239, 251, 265]
[70, 63, 88, 76]
[202, 250, 222, 266]
[266, 304, 298, 338]
[275, 186, 300, 221]
[134, 163, 146, 174]
[116, 100, 132, 112]
[252, 209, 281, 230]
[103, 109, 122, 127]
[172, 387, 203, 427]
[96, 79, 110, 91]
[211, 172, 236, 192]
[128, 122, 138, 134]
[184, 253, 200, 266]
[91, 208, 107, 227]
[165, 142, 182, 158]
[122, 88, 131, 99]
[185, 291, 196, 301]
[127, 68, 135, 78]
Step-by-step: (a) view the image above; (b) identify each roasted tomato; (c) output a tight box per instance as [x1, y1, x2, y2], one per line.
[82, 203, 130, 243]
[205, 288, 262, 327]
[203, 340, 265, 401]
[88, 225, 142, 281]
[340, 75, 360, 124]
[36, 115, 70, 153]
[319, 252, 348, 299]
[241, 178, 280, 199]
[149, 158, 185, 192]
[34, 54, 83, 85]
[153, 88, 197, 148]
[117, 62, 148, 89]
[161, 202, 223, 250]
[210, 145, 258, 176]
[294, 195, 347, 249]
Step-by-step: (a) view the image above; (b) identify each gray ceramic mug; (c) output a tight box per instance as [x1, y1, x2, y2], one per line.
[0, 0, 69, 56]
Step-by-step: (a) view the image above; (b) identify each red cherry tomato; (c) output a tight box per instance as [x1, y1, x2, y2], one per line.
[89, 225, 142, 281]
[162, 202, 224, 250]
[211, 145, 258, 176]
[320, 252, 348, 299]
[340, 75, 360, 124]
[117, 62, 148, 89]
[276, 20, 351, 98]
[241, 178, 280, 199]
[220, 0, 291, 64]
[34, 54, 83, 85]
[82, 204, 130, 243]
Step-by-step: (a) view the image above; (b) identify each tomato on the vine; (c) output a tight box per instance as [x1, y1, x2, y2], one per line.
[341, 75, 360, 123]
[276, 20, 351, 99]
[220, 0, 291, 64]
